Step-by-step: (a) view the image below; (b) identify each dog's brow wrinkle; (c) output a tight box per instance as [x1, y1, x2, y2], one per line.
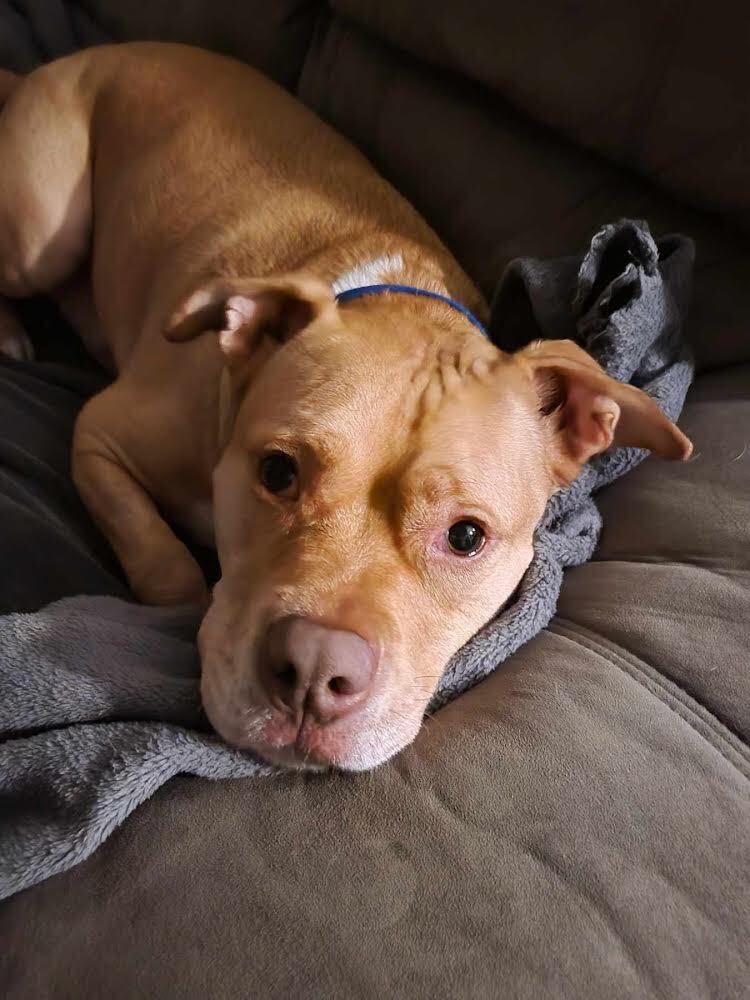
[471, 356, 490, 380]
[412, 346, 483, 429]
[439, 353, 462, 394]
[421, 368, 444, 416]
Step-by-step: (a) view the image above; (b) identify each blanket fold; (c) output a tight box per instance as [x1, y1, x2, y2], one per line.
[0, 219, 694, 899]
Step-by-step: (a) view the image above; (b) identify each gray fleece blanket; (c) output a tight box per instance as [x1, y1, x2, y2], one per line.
[0, 219, 694, 899]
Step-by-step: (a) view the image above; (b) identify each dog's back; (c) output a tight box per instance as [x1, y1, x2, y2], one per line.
[76, 43, 481, 363]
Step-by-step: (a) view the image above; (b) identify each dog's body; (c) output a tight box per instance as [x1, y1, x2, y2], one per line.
[0, 43, 691, 770]
[0, 43, 480, 599]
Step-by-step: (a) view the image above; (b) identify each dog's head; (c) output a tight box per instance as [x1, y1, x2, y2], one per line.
[166, 273, 692, 770]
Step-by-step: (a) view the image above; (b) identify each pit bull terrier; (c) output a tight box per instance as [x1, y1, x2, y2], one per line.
[0, 43, 691, 770]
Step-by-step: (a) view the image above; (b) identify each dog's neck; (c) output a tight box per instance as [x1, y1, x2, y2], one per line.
[331, 252, 406, 295]
[306, 231, 483, 313]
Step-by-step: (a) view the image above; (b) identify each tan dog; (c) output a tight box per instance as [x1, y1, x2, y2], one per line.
[0, 43, 691, 770]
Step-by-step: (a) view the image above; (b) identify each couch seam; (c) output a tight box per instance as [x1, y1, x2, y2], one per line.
[593, 556, 750, 578]
[553, 617, 750, 767]
[550, 618, 750, 783]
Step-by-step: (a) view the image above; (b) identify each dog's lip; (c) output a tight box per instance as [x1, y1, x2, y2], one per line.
[242, 707, 366, 770]
[294, 715, 334, 758]
[249, 731, 338, 771]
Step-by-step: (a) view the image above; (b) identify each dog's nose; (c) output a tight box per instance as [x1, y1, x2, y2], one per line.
[260, 616, 376, 724]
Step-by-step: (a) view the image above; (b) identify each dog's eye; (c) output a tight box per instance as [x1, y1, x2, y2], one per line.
[447, 520, 485, 556]
[259, 451, 298, 498]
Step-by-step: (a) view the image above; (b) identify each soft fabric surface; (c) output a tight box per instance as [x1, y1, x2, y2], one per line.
[0, 220, 693, 899]
[3, 364, 748, 999]
[0, 0, 103, 71]
[0, 598, 269, 901]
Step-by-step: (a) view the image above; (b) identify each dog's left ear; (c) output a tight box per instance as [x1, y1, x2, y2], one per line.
[517, 339, 692, 482]
[163, 274, 338, 363]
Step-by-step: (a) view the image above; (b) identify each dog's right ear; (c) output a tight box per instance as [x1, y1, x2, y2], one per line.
[164, 274, 338, 365]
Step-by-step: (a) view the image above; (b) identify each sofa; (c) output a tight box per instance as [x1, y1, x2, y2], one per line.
[1, 1, 748, 996]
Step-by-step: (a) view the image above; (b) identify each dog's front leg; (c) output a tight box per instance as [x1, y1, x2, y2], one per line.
[73, 417, 209, 607]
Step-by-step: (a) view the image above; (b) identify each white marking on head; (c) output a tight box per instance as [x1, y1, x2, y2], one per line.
[332, 253, 404, 295]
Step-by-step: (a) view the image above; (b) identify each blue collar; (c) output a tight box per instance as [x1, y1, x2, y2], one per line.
[334, 283, 488, 338]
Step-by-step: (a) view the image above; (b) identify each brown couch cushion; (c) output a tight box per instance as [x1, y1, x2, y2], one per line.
[2, 367, 748, 999]
[299, 16, 750, 373]
[332, 0, 750, 233]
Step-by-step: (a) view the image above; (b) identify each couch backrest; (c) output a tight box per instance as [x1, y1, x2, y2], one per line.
[79, 0, 323, 88]
[79, 0, 750, 371]
[330, 0, 750, 233]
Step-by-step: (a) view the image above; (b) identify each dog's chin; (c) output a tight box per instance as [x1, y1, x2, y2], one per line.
[201, 677, 424, 772]
[215, 710, 421, 772]
[246, 731, 416, 773]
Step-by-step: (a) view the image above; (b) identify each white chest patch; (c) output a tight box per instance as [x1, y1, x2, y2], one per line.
[331, 253, 404, 295]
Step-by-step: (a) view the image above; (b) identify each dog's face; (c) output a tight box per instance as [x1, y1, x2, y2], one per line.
[167, 274, 691, 770]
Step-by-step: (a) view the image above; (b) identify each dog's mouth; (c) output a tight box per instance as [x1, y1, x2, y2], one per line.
[197, 583, 438, 770]
[248, 715, 356, 771]
[200, 660, 427, 772]
[208, 699, 420, 772]
[241, 708, 358, 770]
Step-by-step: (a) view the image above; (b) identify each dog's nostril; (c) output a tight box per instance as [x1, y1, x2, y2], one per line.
[276, 661, 297, 688]
[328, 675, 353, 696]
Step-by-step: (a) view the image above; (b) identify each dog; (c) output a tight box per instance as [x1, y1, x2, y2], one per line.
[0, 43, 692, 771]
